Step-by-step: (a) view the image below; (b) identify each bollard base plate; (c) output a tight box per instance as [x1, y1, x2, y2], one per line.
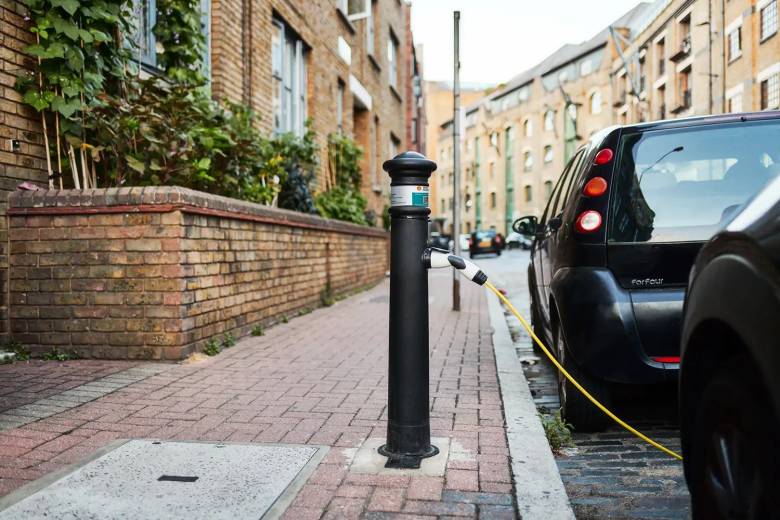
[377, 444, 439, 469]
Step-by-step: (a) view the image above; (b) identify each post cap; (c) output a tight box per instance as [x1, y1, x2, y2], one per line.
[383, 151, 437, 178]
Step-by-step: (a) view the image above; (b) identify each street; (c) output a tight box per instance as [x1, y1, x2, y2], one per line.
[475, 250, 690, 520]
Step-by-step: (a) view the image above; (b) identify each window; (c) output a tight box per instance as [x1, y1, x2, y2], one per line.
[761, 0, 778, 41]
[761, 73, 779, 110]
[272, 18, 308, 136]
[590, 91, 602, 114]
[678, 68, 691, 109]
[580, 59, 592, 76]
[339, 0, 369, 18]
[490, 192, 497, 208]
[523, 151, 533, 172]
[131, 0, 157, 68]
[390, 133, 400, 161]
[523, 119, 532, 137]
[728, 27, 742, 61]
[656, 38, 666, 76]
[489, 161, 495, 178]
[544, 110, 555, 131]
[610, 120, 780, 243]
[441, 198, 446, 211]
[543, 145, 554, 164]
[544, 180, 553, 199]
[524, 185, 532, 202]
[388, 33, 398, 88]
[728, 93, 743, 113]
[336, 80, 345, 133]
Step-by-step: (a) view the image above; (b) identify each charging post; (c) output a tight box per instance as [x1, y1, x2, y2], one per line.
[379, 151, 439, 468]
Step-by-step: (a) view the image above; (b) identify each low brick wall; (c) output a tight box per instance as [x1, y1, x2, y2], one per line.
[7, 187, 389, 360]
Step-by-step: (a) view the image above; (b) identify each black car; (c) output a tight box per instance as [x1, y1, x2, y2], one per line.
[469, 230, 502, 257]
[679, 176, 780, 519]
[514, 112, 780, 431]
[428, 231, 451, 251]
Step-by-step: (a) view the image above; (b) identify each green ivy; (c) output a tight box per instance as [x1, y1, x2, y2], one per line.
[153, 0, 206, 84]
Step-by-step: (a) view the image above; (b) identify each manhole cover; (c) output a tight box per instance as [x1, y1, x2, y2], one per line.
[0, 440, 327, 520]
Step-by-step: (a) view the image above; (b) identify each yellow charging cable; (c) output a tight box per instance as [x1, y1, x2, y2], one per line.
[485, 281, 683, 461]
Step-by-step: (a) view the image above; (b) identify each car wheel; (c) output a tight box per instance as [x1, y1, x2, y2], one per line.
[496, 249, 502, 257]
[688, 361, 779, 520]
[555, 321, 611, 432]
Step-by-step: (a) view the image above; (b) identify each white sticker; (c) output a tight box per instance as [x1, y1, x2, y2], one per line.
[391, 185, 429, 207]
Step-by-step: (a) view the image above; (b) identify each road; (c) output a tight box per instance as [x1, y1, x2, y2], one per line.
[474, 249, 691, 520]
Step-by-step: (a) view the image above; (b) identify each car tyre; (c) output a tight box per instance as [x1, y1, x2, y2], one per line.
[688, 360, 779, 520]
[555, 321, 612, 432]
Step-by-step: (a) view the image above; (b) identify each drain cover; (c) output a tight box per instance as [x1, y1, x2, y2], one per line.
[0, 440, 327, 520]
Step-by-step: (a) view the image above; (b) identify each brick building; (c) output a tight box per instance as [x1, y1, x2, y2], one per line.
[433, 4, 650, 235]
[433, 0, 780, 236]
[1, 0, 420, 342]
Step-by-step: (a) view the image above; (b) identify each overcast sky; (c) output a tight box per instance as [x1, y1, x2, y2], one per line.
[411, 0, 643, 86]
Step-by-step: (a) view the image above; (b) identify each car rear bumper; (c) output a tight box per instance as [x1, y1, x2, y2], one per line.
[551, 267, 681, 385]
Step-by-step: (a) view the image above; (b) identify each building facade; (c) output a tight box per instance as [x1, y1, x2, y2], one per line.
[433, 4, 650, 235]
[433, 0, 780, 237]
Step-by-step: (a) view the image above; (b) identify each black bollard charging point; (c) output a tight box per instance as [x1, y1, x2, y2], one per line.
[379, 151, 439, 469]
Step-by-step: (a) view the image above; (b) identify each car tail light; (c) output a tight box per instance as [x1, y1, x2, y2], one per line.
[651, 356, 681, 363]
[594, 148, 614, 165]
[583, 177, 608, 197]
[575, 210, 602, 233]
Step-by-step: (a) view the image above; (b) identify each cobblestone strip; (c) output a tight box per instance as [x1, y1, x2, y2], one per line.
[0, 365, 171, 432]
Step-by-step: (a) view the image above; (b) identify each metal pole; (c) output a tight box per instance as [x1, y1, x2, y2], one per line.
[380, 151, 439, 469]
[452, 10, 462, 312]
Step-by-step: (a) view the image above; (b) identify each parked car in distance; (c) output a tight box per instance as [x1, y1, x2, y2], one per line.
[679, 175, 780, 519]
[515, 111, 780, 431]
[506, 232, 532, 250]
[428, 232, 451, 251]
[469, 230, 502, 257]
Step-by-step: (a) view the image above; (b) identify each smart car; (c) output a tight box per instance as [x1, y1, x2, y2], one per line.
[679, 175, 780, 518]
[514, 111, 780, 430]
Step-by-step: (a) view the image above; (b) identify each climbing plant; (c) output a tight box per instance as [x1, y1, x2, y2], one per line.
[315, 133, 368, 225]
[15, 0, 320, 208]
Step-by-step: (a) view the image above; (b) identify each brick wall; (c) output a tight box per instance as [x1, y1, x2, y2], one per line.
[1, 0, 49, 339]
[7, 187, 388, 360]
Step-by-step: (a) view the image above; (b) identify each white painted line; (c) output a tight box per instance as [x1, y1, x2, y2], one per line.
[487, 289, 575, 520]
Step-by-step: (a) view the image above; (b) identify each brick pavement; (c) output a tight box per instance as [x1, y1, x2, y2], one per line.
[0, 271, 517, 518]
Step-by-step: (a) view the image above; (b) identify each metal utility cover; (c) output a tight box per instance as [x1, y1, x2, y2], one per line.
[0, 440, 327, 520]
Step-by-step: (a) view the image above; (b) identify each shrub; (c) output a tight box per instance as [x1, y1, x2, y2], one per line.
[203, 340, 221, 356]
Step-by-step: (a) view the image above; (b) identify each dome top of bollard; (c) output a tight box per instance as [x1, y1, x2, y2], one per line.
[383, 151, 437, 177]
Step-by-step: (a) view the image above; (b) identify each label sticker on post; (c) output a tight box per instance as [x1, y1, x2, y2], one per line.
[391, 185, 429, 207]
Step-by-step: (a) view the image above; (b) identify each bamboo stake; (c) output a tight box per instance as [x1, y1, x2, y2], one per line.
[79, 145, 89, 189]
[68, 144, 81, 189]
[54, 89, 63, 189]
[35, 34, 53, 189]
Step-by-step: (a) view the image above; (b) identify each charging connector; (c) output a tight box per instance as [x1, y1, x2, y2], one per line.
[422, 248, 488, 285]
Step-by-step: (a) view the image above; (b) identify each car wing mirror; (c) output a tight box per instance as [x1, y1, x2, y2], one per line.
[512, 216, 538, 237]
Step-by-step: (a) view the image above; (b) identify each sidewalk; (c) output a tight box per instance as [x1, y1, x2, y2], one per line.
[0, 270, 519, 518]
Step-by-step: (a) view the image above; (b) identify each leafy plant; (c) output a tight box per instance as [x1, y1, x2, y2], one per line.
[42, 347, 81, 361]
[280, 315, 288, 324]
[1, 340, 31, 362]
[153, 0, 206, 84]
[221, 332, 236, 348]
[203, 339, 220, 356]
[540, 410, 574, 453]
[381, 204, 391, 231]
[251, 325, 264, 337]
[315, 133, 369, 225]
[316, 186, 368, 225]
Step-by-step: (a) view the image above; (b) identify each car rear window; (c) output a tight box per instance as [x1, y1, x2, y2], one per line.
[475, 231, 495, 239]
[609, 120, 780, 243]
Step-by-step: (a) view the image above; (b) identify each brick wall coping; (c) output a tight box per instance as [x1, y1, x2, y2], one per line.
[8, 186, 388, 238]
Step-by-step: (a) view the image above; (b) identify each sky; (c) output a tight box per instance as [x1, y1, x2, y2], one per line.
[411, 0, 644, 86]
